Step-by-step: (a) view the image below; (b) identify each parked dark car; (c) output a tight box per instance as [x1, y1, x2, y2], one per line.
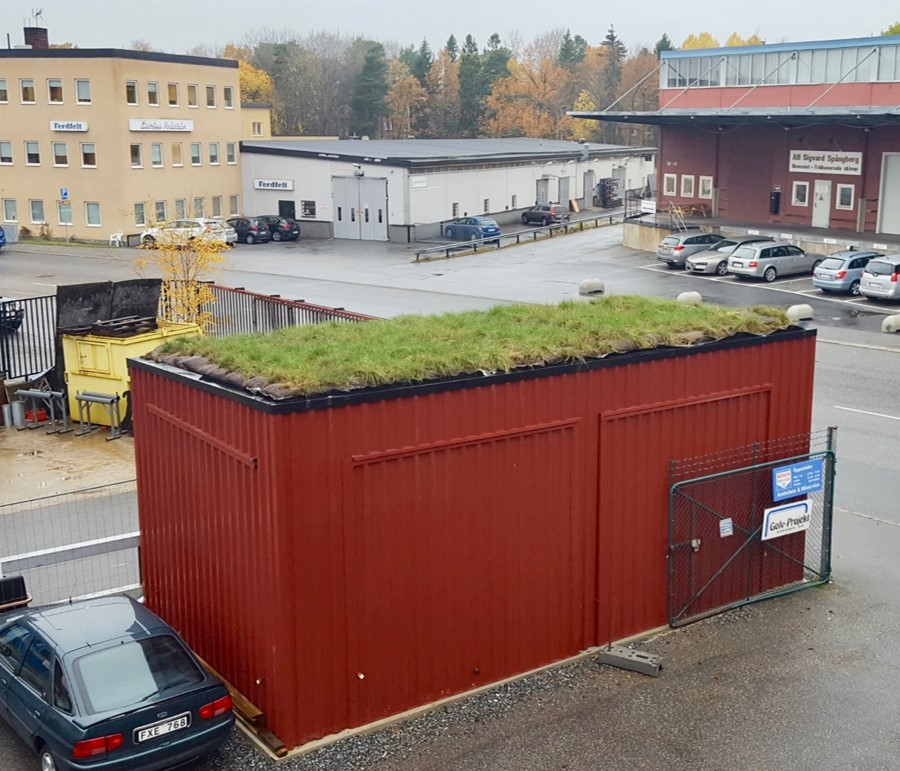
[0, 295, 25, 334]
[0, 592, 234, 771]
[226, 216, 272, 244]
[0, 224, 6, 251]
[255, 215, 301, 241]
[521, 204, 570, 226]
[443, 216, 501, 243]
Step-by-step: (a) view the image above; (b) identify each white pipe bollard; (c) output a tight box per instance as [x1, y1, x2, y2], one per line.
[882, 315, 900, 334]
[579, 279, 605, 295]
[786, 304, 814, 322]
[676, 291, 702, 304]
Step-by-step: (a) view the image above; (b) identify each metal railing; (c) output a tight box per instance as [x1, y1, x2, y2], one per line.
[0, 295, 57, 381]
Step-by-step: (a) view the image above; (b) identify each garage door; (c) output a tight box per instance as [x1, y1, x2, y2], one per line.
[878, 153, 900, 235]
[332, 176, 389, 241]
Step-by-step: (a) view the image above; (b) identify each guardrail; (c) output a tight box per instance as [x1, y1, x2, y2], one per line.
[414, 212, 623, 262]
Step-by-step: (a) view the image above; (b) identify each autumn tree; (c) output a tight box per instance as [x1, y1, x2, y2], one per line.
[725, 33, 764, 46]
[423, 49, 461, 137]
[681, 32, 720, 49]
[617, 49, 660, 145]
[238, 60, 276, 103]
[884, 22, 900, 35]
[386, 59, 428, 138]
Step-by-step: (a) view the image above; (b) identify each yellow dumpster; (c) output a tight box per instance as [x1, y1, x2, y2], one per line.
[62, 320, 201, 426]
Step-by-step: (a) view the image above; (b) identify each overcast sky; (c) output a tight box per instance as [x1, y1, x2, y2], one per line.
[2, 1, 895, 54]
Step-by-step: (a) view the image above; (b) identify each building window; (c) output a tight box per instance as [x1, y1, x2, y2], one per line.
[168, 82, 178, 106]
[81, 143, 96, 167]
[57, 200, 73, 225]
[301, 200, 316, 218]
[20, 79, 35, 103]
[155, 201, 167, 221]
[699, 176, 713, 199]
[151, 143, 163, 167]
[3, 199, 17, 221]
[25, 141, 40, 165]
[792, 181, 809, 207]
[209, 142, 219, 164]
[134, 202, 146, 227]
[680, 175, 695, 198]
[212, 196, 222, 217]
[511, 194, 517, 209]
[125, 80, 138, 105]
[228, 195, 238, 216]
[223, 86, 234, 108]
[836, 184, 855, 211]
[251, 121, 262, 136]
[483, 198, 490, 213]
[190, 143, 201, 165]
[175, 198, 186, 218]
[147, 82, 159, 106]
[75, 79, 91, 103]
[0, 79, 7, 102]
[452, 202, 459, 217]
[52, 142, 68, 166]
[130, 144, 142, 167]
[48, 79, 63, 103]
[85, 202, 101, 227]
[171, 143, 183, 166]
[192, 197, 204, 217]
[226, 142, 236, 164]
[0, 141, 12, 164]
[187, 84, 198, 107]
[205, 85, 216, 107]
[30, 200, 45, 223]
[663, 174, 677, 196]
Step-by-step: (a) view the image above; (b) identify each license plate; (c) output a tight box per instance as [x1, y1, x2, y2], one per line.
[692, 264, 705, 271]
[732, 261, 743, 267]
[867, 282, 879, 288]
[135, 713, 191, 743]
[818, 272, 832, 279]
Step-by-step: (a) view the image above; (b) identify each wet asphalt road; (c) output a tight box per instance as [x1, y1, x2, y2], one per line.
[2, 227, 900, 770]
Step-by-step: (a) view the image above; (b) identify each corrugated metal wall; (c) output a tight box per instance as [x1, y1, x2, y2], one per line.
[129, 330, 816, 749]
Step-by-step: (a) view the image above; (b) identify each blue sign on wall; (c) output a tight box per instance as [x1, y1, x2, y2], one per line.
[772, 457, 824, 501]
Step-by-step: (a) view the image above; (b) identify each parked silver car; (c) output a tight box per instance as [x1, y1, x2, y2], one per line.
[859, 256, 900, 301]
[728, 242, 824, 282]
[813, 250, 881, 295]
[657, 230, 725, 268]
[686, 237, 775, 276]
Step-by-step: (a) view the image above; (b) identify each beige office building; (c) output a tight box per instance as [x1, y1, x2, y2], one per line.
[0, 36, 242, 242]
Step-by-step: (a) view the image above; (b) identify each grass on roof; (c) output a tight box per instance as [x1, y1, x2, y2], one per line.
[151, 296, 792, 398]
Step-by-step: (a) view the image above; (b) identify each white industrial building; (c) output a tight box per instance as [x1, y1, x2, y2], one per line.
[239, 138, 655, 242]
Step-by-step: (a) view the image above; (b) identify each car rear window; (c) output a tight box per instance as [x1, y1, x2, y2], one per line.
[731, 245, 756, 259]
[71, 634, 204, 715]
[866, 260, 899, 276]
[661, 236, 680, 246]
[819, 257, 846, 270]
[714, 240, 738, 251]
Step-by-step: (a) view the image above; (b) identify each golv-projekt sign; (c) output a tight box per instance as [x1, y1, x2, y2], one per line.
[761, 499, 811, 541]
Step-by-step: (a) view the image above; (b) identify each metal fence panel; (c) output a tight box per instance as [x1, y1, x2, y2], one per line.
[0, 480, 139, 604]
[0, 295, 57, 380]
[668, 430, 835, 627]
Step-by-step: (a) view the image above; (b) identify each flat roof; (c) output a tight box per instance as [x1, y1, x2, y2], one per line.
[0, 48, 237, 68]
[661, 34, 900, 59]
[570, 106, 900, 130]
[240, 137, 656, 168]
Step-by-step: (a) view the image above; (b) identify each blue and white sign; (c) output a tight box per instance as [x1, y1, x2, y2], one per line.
[60, 187, 69, 201]
[772, 457, 824, 501]
[762, 499, 812, 541]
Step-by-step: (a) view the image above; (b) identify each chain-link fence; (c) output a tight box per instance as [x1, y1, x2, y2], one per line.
[0, 480, 139, 605]
[669, 430, 835, 627]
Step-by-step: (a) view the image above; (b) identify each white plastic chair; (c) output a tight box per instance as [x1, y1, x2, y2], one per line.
[108, 232, 124, 247]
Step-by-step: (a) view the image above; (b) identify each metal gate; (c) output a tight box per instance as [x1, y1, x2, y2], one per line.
[332, 175, 389, 240]
[669, 429, 836, 627]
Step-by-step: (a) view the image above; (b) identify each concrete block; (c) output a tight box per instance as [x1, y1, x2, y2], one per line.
[598, 644, 662, 677]
[676, 291, 702, 304]
[882, 315, 900, 334]
[786, 304, 814, 322]
[579, 279, 605, 296]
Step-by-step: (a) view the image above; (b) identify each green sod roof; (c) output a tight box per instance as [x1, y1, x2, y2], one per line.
[147, 297, 792, 399]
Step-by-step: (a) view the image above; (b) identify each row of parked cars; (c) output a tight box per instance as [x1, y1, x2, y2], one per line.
[139, 215, 301, 247]
[657, 229, 900, 300]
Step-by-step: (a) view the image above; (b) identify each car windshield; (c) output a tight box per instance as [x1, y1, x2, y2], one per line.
[206, 222, 225, 231]
[867, 261, 899, 276]
[479, 219, 498, 227]
[71, 634, 204, 715]
[714, 240, 738, 252]
[819, 257, 847, 270]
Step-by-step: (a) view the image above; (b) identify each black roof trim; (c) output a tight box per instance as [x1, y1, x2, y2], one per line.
[128, 326, 815, 416]
[569, 108, 900, 130]
[0, 48, 237, 68]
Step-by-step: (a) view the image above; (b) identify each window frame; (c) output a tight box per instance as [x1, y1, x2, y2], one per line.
[835, 183, 855, 211]
[134, 202, 147, 227]
[171, 143, 183, 167]
[75, 79, 91, 104]
[155, 201, 167, 222]
[192, 197, 204, 217]
[208, 142, 219, 165]
[167, 82, 178, 106]
[228, 195, 239, 216]
[175, 198, 186, 218]
[130, 143, 142, 168]
[52, 141, 68, 167]
[20, 78, 35, 103]
[187, 84, 198, 108]
[698, 175, 714, 199]
[57, 200, 73, 226]
[223, 86, 234, 108]
[147, 81, 159, 107]
[190, 143, 201, 166]
[791, 181, 809, 207]
[80, 143, 97, 168]
[226, 142, 236, 164]
[30, 199, 46, 224]
[205, 85, 216, 108]
[151, 142, 163, 168]
[251, 121, 262, 136]
[663, 173, 677, 197]
[125, 80, 138, 105]
[211, 195, 222, 218]
[680, 175, 695, 198]
[2, 199, 17, 222]
[25, 141, 41, 166]
[0, 140, 13, 165]
[0, 78, 7, 103]
[48, 78, 63, 104]
[85, 201, 101, 227]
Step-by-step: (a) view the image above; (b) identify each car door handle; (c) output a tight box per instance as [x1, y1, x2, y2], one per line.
[32, 710, 41, 719]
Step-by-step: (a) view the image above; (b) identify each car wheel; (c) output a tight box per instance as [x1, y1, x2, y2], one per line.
[245, 233, 255, 244]
[811, 259, 822, 273]
[849, 279, 861, 296]
[469, 232, 479, 241]
[272, 231, 282, 242]
[445, 227, 454, 238]
[715, 260, 729, 276]
[40, 747, 59, 771]
[541, 217, 549, 226]
[763, 266, 777, 282]
[141, 235, 155, 247]
[521, 215, 529, 225]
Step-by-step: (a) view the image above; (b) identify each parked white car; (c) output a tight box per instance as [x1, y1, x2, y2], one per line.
[728, 242, 824, 282]
[140, 218, 237, 247]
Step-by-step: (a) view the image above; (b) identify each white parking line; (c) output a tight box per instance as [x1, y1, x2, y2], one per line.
[835, 406, 900, 421]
